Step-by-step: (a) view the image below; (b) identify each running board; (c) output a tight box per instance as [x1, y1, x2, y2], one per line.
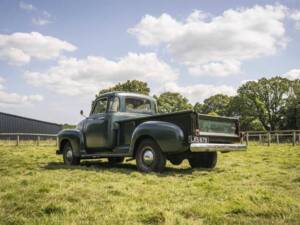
[80, 153, 131, 159]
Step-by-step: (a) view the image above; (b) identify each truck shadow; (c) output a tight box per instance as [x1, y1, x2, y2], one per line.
[42, 161, 212, 176]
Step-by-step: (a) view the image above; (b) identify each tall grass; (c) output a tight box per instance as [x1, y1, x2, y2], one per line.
[0, 144, 299, 225]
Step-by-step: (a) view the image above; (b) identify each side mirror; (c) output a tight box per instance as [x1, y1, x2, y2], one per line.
[80, 110, 86, 118]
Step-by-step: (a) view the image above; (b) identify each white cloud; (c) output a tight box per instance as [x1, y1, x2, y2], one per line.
[188, 60, 241, 77]
[19, 1, 36, 12]
[24, 53, 178, 96]
[291, 10, 300, 30]
[284, 69, 300, 80]
[240, 79, 257, 85]
[32, 9, 52, 26]
[32, 18, 51, 26]
[129, 5, 288, 77]
[161, 82, 236, 104]
[0, 32, 76, 65]
[19, 1, 52, 26]
[0, 77, 43, 105]
[128, 14, 183, 46]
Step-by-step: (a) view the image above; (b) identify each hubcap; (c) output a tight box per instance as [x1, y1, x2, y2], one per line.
[142, 148, 154, 166]
[66, 148, 73, 161]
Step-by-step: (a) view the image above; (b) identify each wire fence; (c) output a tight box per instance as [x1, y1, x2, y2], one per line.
[0, 133, 58, 146]
[241, 130, 300, 146]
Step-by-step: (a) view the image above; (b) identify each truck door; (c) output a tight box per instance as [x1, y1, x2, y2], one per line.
[84, 97, 110, 151]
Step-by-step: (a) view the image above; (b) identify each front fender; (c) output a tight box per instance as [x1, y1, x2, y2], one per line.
[57, 129, 85, 157]
[129, 121, 186, 154]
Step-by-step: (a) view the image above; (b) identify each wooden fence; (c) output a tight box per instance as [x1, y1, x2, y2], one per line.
[0, 133, 58, 146]
[241, 130, 300, 146]
[1, 130, 300, 147]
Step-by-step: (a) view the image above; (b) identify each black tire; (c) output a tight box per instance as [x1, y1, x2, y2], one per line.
[136, 139, 166, 173]
[108, 157, 124, 165]
[188, 152, 217, 169]
[63, 142, 80, 166]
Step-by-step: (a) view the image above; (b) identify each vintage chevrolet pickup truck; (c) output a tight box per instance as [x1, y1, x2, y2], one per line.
[57, 92, 246, 172]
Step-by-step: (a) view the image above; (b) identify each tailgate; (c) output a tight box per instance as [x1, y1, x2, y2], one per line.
[197, 114, 240, 143]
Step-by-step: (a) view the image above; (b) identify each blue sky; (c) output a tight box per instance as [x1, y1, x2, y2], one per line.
[0, 0, 300, 124]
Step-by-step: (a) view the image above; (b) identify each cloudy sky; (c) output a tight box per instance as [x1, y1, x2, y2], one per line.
[0, 0, 300, 124]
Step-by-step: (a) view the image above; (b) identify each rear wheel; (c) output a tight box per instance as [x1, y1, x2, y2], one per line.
[136, 139, 166, 173]
[63, 142, 80, 166]
[108, 157, 124, 165]
[188, 152, 217, 169]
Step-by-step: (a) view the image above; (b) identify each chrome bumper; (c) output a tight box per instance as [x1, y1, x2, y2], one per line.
[190, 143, 247, 152]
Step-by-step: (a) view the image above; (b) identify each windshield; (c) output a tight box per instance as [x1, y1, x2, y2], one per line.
[125, 97, 152, 114]
[92, 98, 108, 114]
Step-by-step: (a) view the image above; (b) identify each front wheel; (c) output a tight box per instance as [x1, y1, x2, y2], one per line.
[136, 139, 166, 173]
[63, 142, 80, 166]
[188, 152, 217, 169]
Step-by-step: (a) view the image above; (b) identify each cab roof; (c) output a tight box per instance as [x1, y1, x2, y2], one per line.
[96, 91, 156, 101]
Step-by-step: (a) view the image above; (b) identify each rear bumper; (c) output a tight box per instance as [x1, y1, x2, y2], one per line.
[190, 143, 247, 152]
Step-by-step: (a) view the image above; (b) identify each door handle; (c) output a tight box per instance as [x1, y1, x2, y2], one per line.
[88, 117, 104, 120]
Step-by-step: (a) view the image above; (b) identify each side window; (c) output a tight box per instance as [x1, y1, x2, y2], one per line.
[109, 97, 120, 112]
[92, 98, 108, 114]
[125, 97, 152, 113]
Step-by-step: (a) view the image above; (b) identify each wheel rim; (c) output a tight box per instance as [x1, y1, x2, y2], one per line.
[142, 147, 154, 166]
[66, 147, 73, 162]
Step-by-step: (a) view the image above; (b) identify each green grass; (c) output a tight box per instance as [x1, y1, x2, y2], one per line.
[0, 144, 299, 225]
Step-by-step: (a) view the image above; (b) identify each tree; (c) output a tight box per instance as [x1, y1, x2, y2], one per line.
[285, 79, 300, 129]
[194, 102, 204, 113]
[97, 80, 150, 97]
[154, 92, 193, 113]
[200, 94, 233, 116]
[227, 95, 262, 131]
[63, 123, 76, 129]
[237, 77, 291, 130]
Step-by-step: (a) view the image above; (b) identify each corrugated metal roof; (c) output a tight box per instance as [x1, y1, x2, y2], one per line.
[0, 112, 62, 134]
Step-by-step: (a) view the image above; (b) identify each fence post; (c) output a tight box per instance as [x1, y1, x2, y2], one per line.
[259, 134, 262, 143]
[293, 131, 296, 146]
[268, 133, 271, 146]
[37, 136, 40, 146]
[276, 133, 279, 144]
[56, 137, 59, 147]
[241, 132, 244, 144]
[246, 132, 249, 146]
[16, 135, 19, 146]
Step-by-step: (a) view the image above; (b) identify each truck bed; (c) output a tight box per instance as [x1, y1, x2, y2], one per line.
[116, 110, 197, 146]
[116, 110, 240, 146]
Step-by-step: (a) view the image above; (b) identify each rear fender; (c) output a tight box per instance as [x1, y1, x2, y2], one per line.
[129, 121, 186, 155]
[57, 129, 85, 157]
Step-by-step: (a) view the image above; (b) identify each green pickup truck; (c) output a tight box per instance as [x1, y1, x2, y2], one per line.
[57, 92, 246, 172]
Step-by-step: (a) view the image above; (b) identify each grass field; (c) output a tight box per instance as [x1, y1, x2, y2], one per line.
[0, 144, 299, 225]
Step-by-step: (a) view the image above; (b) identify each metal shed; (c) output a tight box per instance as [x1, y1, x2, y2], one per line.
[0, 112, 62, 134]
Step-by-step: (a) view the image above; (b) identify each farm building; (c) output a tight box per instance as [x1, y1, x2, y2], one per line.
[0, 112, 62, 134]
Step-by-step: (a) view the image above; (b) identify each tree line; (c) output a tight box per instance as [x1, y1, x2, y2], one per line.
[97, 77, 300, 131]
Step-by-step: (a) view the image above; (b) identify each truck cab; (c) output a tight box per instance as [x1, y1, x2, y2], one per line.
[57, 92, 246, 172]
[83, 92, 156, 151]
